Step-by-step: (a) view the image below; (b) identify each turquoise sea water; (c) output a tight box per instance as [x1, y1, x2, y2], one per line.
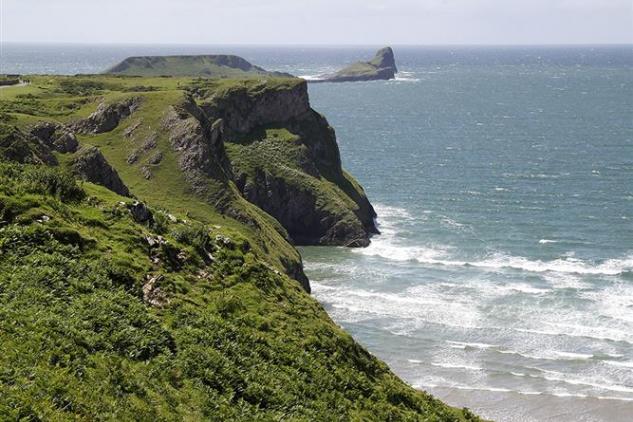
[3, 44, 633, 421]
[301, 47, 633, 422]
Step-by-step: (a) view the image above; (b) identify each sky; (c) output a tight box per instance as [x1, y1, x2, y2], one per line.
[1, 0, 632, 45]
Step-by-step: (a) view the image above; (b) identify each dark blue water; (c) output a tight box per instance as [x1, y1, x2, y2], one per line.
[3, 44, 633, 421]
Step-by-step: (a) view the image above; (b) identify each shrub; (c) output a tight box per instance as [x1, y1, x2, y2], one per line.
[22, 166, 86, 202]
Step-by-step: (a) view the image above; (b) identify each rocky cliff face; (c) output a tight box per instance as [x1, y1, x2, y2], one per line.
[195, 79, 379, 246]
[163, 96, 233, 196]
[72, 97, 141, 134]
[30, 122, 79, 153]
[0, 75, 377, 290]
[201, 81, 311, 134]
[0, 122, 78, 165]
[0, 125, 57, 165]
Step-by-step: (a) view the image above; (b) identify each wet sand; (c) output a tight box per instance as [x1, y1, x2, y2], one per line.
[426, 386, 633, 422]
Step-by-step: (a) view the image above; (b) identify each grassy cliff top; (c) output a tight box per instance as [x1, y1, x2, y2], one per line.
[0, 74, 306, 281]
[0, 74, 481, 421]
[0, 162, 480, 420]
[104, 54, 294, 78]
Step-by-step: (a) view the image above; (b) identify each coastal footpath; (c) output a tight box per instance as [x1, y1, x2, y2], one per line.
[0, 72, 478, 420]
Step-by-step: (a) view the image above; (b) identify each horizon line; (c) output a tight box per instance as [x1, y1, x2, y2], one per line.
[2, 41, 632, 48]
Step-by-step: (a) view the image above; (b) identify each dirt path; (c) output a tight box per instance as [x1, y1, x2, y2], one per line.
[0, 80, 29, 90]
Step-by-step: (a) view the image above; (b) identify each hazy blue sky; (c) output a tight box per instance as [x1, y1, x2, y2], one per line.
[2, 0, 632, 45]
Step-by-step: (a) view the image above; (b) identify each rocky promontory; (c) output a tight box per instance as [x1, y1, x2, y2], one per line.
[0, 73, 480, 421]
[196, 78, 379, 246]
[311, 47, 398, 83]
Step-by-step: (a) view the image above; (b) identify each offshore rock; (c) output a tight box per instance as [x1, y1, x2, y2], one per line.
[313, 47, 397, 83]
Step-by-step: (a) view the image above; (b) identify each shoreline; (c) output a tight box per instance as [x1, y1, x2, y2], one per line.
[425, 385, 633, 422]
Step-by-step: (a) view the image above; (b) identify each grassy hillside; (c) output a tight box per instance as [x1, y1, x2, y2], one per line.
[105, 55, 293, 78]
[0, 75, 481, 421]
[0, 75, 306, 285]
[0, 162, 482, 421]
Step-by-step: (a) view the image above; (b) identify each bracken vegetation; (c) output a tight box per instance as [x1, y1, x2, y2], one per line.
[0, 75, 481, 421]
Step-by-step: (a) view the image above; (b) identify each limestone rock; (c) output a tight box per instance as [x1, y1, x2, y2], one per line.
[201, 80, 310, 134]
[163, 97, 233, 196]
[140, 165, 152, 180]
[143, 274, 169, 307]
[29, 122, 79, 153]
[71, 146, 131, 196]
[0, 125, 57, 165]
[222, 82, 378, 247]
[73, 97, 141, 134]
[147, 151, 163, 165]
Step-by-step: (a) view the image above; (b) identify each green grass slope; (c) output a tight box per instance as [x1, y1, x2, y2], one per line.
[0, 163, 480, 421]
[0, 75, 307, 286]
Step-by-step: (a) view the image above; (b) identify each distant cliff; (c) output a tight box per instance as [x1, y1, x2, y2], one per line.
[105, 54, 293, 78]
[312, 47, 398, 83]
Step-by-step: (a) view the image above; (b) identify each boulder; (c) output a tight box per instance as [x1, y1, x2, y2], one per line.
[127, 201, 153, 223]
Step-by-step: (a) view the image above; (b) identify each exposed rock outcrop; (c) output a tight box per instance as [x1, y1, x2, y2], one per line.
[29, 122, 79, 153]
[200, 79, 379, 246]
[71, 146, 131, 196]
[0, 125, 57, 165]
[163, 96, 233, 197]
[312, 47, 398, 83]
[72, 97, 141, 134]
[143, 274, 169, 307]
[201, 81, 310, 135]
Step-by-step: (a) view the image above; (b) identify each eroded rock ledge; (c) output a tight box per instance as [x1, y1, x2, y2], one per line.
[71, 146, 131, 197]
[72, 97, 141, 134]
[193, 79, 379, 247]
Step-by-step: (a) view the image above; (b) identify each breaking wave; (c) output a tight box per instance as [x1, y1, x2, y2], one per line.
[356, 205, 633, 277]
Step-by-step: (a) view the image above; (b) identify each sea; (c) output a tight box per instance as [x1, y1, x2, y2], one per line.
[2, 43, 632, 422]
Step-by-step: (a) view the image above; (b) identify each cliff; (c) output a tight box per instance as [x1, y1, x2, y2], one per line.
[0, 75, 479, 421]
[105, 54, 293, 78]
[313, 47, 398, 83]
[0, 75, 378, 284]
[195, 78, 379, 246]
